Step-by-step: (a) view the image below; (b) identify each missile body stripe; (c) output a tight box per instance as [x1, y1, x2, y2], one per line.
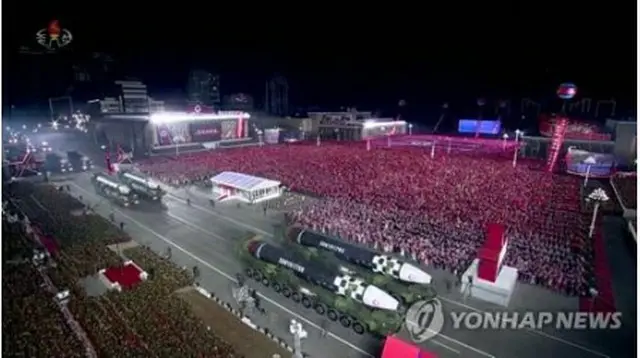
[251, 241, 338, 292]
[295, 229, 375, 270]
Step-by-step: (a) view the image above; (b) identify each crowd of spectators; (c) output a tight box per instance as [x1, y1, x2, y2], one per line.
[612, 173, 637, 209]
[3, 182, 241, 357]
[138, 143, 597, 295]
[2, 218, 86, 358]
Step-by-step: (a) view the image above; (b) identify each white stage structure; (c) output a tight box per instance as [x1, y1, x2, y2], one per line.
[210, 171, 282, 203]
[461, 259, 518, 307]
[460, 223, 518, 307]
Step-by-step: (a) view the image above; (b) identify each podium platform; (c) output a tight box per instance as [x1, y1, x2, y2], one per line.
[461, 259, 518, 307]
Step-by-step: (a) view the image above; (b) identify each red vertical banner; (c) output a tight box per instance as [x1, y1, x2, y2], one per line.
[546, 117, 568, 172]
[236, 117, 243, 138]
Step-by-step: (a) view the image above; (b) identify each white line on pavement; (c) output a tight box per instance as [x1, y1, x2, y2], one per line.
[438, 296, 611, 358]
[430, 340, 461, 355]
[70, 183, 375, 358]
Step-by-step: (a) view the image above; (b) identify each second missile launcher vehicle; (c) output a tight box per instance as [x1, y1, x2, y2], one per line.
[117, 170, 165, 201]
[238, 237, 405, 336]
[286, 226, 436, 306]
[91, 173, 138, 207]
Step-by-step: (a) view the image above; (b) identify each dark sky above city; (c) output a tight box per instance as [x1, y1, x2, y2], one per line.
[4, 2, 637, 109]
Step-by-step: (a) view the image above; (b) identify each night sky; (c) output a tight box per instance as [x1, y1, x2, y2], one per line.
[3, 2, 637, 113]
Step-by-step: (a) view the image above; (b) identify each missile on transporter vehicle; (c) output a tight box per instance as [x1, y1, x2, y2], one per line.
[248, 239, 399, 311]
[117, 170, 165, 200]
[287, 226, 432, 285]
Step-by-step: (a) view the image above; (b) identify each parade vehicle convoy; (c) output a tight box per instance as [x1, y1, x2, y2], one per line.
[67, 151, 94, 171]
[91, 173, 138, 207]
[237, 236, 405, 336]
[117, 170, 165, 201]
[286, 226, 436, 306]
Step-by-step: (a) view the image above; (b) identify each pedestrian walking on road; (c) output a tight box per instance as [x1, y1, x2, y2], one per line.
[445, 278, 452, 293]
[186, 198, 191, 206]
[119, 221, 124, 231]
[320, 320, 328, 338]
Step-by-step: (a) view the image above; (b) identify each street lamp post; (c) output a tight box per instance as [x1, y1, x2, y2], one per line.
[583, 156, 597, 187]
[587, 188, 609, 238]
[289, 319, 307, 358]
[502, 133, 509, 150]
[589, 287, 599, 311]
[430, 142, 436, 159]
[408, 123, 413, 136]
[512, 130, 523, 168]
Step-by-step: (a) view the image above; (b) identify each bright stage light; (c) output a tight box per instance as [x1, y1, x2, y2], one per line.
[362, 120, 406, 129]
[150, 111, 250, 123]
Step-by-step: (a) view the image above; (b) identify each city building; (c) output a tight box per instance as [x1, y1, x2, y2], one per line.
[87, 79, 165, 114]
[265, 75, 289, 116]
[187, 70, 220, 106]
[116, 80, 150, 113]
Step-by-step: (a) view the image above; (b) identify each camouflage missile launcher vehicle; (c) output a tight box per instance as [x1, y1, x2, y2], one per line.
[237, 237, 405, 336]
[285, 226, 437, 307]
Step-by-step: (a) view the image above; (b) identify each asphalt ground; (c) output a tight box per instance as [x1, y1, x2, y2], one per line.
[32, 129, 636, 358]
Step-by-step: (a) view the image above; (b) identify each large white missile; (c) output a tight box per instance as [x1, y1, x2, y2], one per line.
[289, 227, 432, 285]
[249, 240, 400, 311]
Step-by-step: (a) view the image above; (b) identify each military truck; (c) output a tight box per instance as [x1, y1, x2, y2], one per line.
[67, 151, 94, 171]
[45, 151, 73, 173]
[117, 170, 165, 201]
[237, 237, 405, 336]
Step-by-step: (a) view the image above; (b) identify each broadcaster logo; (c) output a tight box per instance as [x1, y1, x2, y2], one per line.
[405, 298, 445, 343]
[405, 298, 623, 343]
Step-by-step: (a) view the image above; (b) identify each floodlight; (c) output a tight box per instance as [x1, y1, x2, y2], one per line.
[362, 120, 407, 129]
[149, 111, 250, 124]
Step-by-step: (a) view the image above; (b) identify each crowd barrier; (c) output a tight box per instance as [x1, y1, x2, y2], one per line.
[193, 285, 308, 357]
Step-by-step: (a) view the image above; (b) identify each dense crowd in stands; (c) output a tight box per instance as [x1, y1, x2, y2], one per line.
[2, 219, 86, 358]
[612, 173, 637, 209]
[138, 143, 598, 295]
[3, 183, 241, 357]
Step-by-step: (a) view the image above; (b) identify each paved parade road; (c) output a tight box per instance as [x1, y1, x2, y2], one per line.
[59, 172, 632, 358]
[31, 130, 632, 358]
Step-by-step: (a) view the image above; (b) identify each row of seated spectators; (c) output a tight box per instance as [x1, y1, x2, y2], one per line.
[2, 217, 86, 358]
[611, 173, 637, 209]
[136, 144, 596, 295]
[3, 183, 241, 357]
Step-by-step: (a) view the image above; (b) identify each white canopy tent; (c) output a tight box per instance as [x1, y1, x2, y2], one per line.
[210, 171, 282, 203]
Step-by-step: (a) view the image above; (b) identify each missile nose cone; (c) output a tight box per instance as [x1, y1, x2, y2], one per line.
[399, 263, 432, 285]
[362, 285, 400, 311]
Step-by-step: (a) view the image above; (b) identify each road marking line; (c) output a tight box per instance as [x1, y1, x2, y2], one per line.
[70, 183, 375, 357]
[439, 296, 611, 358]
[429, 340, 461, 355]
[165, 194, 273, 236]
